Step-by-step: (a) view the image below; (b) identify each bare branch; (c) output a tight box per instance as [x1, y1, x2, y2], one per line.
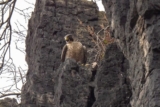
[0, 92, 20, 98]
[0, 0, 35, 99]
[0, 0, 11, 5]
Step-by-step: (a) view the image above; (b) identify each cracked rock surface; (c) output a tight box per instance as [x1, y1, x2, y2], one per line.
[20, 0, 160, 107]
[0, 98, 18, 107]
[102, 0, 160, 106]
[21, 0, 107, 107]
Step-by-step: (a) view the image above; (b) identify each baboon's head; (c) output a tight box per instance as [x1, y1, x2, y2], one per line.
[64, 34, 74, 42]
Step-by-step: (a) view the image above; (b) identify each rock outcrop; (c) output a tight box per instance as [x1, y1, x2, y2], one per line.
[0, 98, 18, 107]
[52, 59, 92, 107]
[102, 0, 160, 106]
[21, 0, 160, 107]
[93, 43, 131, 107]
[21, 0, 107, 107]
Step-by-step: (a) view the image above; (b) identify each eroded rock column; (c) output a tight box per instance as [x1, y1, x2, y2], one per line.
[21, 0, 107, 106]
[102, 0, 160, 106]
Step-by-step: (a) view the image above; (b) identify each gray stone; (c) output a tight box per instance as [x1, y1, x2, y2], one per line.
[0, 98, 18, 107]
[93, 43, 131, 107]
[21, 0, 107, 106]
[102, 0, 160, 106]
[52, 59, 91, 107]
[21, 0, 160, 106]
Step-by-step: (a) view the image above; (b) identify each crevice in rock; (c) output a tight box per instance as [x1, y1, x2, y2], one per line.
[120, 15, 127, 26]
[130, 10, 138, 30]
[123, 76, 132, 106]
[87, 86, 96, 107]
[153, 46, 160, 53]
[87, 65, 98, 107]
[122, 57, 132, 106]
[141, 64, 146, 84]
[130, 5, 139, 30]
[90, 70, 97, 82]
[53, 31, 58, 35]
[60, 95, 65, 104]
[88, 17, 98, 21]
[144, 9, 160, 19]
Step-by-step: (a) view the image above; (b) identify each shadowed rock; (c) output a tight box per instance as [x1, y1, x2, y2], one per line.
[21, 0, 107, 106]
[52, 59, 92, 107]
[0, 98, 18, 107]
[20, 0, 160, 106]
[102, 0, 160, 106]
[93, 43, 131, 107]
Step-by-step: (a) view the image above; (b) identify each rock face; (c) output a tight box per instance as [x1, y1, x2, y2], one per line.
[0, 98, 18, 107]
[52, 59, 92, 107]
[21, 0, 107, 107]
[102, 0, 160, 107]
[21, 0, 160, 107]
[93, 43, 131, 107]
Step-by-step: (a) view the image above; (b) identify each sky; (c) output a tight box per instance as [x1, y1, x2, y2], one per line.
[94, 0, 105, 11]
[0, 0, 36, 100]
[0, 0, 104, 100]
[11, 0, 36, 67]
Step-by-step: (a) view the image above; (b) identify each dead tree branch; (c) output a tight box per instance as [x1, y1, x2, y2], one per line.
[0, 0, 35, 99]
[0, 92, 21, 98]
[0, 0, 17, 71]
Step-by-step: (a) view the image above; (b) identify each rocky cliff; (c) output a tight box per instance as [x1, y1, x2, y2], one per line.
[21, 0, 107, 107]
[102, 0, 160, 107]
[0, 98, 18, 107]
[20, 0, 160, 107]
